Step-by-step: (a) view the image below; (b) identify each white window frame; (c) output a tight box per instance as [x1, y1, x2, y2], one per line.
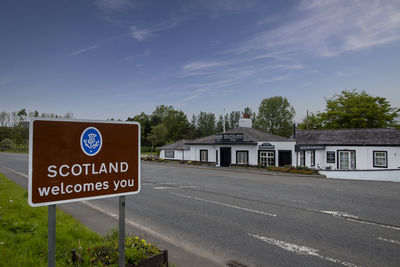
[299, 151, 305, 166]
[259, 151, 275, 166]
[338, 150, 356, 170]
[373, 151, 387, 168]
[200, 150, 208, 162]
[236, 151, 249, 165]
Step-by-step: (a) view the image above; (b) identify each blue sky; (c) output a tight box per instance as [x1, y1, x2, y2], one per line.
[1, 0, 400, 122]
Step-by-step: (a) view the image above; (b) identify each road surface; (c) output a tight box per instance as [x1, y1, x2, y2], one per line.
[1, 152, 399, 266]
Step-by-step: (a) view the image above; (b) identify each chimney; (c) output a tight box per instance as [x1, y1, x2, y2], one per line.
[239, 114, 252, 128]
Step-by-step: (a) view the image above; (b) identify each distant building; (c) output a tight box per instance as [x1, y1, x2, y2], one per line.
[295, 128, 400, 170]
[159, 139, 191, 161]
[160, 117, 296, 167]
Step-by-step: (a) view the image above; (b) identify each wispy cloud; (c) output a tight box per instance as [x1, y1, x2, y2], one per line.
[238, 0, 400, 57]
[130, 26, 153, 41]
[68, 44, 100, 56]
[95, 0, 135, 11]
[130, 17, 183, 41]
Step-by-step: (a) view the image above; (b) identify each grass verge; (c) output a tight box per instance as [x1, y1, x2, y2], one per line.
[0, 173, 162, 266]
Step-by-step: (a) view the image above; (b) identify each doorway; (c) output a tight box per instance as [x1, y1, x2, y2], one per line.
[220, 147, 231, 167]
[278, 150, 292, 166]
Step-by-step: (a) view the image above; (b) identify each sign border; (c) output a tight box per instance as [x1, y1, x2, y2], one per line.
[28, 118, 141, 207]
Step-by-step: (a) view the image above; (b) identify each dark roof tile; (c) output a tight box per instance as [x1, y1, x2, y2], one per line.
[296, 128, 400, 146]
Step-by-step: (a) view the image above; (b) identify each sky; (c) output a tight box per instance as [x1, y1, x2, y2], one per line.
[1, 0, 400, 122]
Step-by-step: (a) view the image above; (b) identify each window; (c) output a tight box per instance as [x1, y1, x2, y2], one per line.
[310, 150, 315, 167]
[259, 151, 275, 166]
[200, 150, 208, 162]
[299, 151, 305, 166]
[236, 151, 249, 165]
[338, 150, 356, 170]
[165, 150, 174, 159]
[216, 150, 218, 165]
[373, 151, 387, 168]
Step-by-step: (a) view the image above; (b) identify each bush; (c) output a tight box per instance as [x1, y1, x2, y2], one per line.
[0, 138, 13, 151]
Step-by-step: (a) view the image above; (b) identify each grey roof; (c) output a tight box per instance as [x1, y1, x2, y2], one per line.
[160, 139, 191, 150]
[296, 128, 400, 146]
[186, 127, 291, 145]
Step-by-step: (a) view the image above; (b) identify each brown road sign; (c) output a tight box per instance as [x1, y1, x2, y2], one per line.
[28, 119, 140, 207]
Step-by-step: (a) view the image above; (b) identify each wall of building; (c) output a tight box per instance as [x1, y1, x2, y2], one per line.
[187, 142, 296, 166]
[320, 169, 400, 182]
[297, 146, 400, 170]
[160, 149, 191, 161]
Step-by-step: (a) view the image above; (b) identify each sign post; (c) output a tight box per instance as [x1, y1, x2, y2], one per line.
[119, 196, 125, 267]
[48, 205, 56, 267]
[29, 119, 140, 265]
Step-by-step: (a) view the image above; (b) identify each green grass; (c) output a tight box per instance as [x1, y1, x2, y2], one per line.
[0, 173, 162, 266]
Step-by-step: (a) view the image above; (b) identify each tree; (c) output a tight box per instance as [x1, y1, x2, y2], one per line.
[127, 112, 151, 146]
[255, 96, 295, 137]
[147, 124, 168, 151]
[162, 109, 190, 142]
[17, 109, 27, 123]
[297, 111, 324, 130]
[298, 90, 400, 129]
[0, 138, 13, 151]
[320, 90, 399, 129]
[0, 112, 10, 127]
[196, 111, 216, 137]
[228, 111, 241, 129]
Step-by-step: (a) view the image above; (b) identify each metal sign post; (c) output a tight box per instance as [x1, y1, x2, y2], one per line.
[119, 196, 125, 267]
[48, 205, 56, 267]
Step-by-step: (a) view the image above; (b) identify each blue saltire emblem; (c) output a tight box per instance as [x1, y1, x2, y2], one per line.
[80, 127, 102, 156]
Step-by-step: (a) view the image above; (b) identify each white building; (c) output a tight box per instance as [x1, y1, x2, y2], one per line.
[160, 118, 296, 167]
[295, 128, 400, 182]
[159, 139, 191, 161]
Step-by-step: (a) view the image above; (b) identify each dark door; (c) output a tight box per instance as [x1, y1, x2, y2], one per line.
[220, 147, 231, 167]
[278, 150, 292, 166]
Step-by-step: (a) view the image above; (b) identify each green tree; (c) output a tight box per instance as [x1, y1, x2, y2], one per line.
[255, 96, 295, 137]
[162, 109, 190, 142]
[127, 112, 151, 146]
[17, 109, 27, 123]
[319, 90, 400, 129]
[297, 112, 324, 130]
[228, 111, 241, 129]
[147, 124, 168, 151]
[196, 111, 216, 137]
[0, 138, 13, 151]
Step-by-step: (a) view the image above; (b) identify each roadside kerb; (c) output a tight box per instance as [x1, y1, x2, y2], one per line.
[142, 160, 326, 178]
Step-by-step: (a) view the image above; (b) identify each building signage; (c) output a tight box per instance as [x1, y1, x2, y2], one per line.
[259, 142, 275, 149]
[295, 145, 325, 151]
[29, 119, 140, 207]
[215, 133, 243, 143]
[327, 151, 335, 163]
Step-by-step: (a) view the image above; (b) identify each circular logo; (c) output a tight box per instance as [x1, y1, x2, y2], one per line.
[80, 127, 102, 156]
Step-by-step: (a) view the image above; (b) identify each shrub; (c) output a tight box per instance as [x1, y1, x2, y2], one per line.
[0, 138, 13, 151]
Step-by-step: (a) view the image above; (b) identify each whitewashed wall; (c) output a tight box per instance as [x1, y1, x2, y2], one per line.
[298, 146, 400, 170]
[160, 149, 191, 160]
[188, 142, 295, 166]
[320, 169, 400, 182]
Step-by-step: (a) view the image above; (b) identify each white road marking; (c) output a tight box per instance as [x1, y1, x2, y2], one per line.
[249, 233, 358, 267]
[378, 237, 400, 245]
[319, 210, 400, 231]
[172, 193, 277, 217]
[0, 165, 28, 178]
[154, 185, 197, 190]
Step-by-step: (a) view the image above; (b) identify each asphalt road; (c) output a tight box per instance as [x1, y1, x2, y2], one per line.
[1, 152, 399, 267]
